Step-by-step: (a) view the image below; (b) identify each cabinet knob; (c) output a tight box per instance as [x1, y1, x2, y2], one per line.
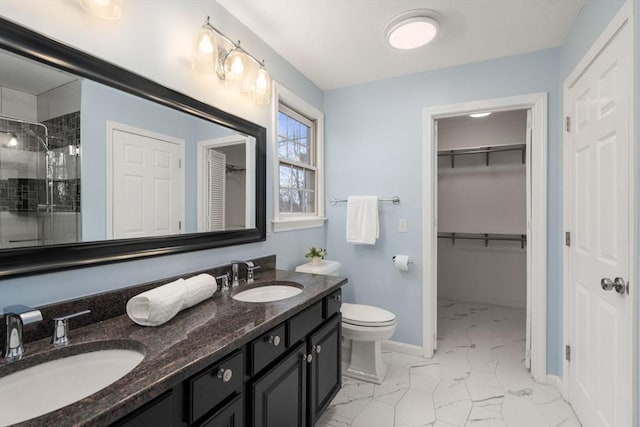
[268, 335, 281, 346]
[333, 294, 341, 302]
[302, 354, 313, 363]
[315, 345, 321, 354]
[217, 368, 233, 382]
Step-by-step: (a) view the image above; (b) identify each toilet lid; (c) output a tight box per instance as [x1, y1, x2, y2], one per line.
[341, 303, 396, 327]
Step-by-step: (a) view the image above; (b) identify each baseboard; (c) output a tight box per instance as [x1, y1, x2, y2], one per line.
[383, 340, 423, 357]
[544, 374, 568, 400]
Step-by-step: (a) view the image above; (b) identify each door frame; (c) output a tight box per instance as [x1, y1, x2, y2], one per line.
[561, 0, 637, 420]
[422, 92, 548, 382]
[196, 134, 254, 232]
[106, 120, 186, 239]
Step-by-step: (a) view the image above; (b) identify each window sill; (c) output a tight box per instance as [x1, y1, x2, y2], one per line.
[272, 217, 326, 233]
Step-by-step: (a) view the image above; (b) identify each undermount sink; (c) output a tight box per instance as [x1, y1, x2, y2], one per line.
[0, 348, 144, 426]
[233, 282, 303, 303]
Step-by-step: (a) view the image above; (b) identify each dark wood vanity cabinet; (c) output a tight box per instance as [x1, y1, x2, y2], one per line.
[112, 289, 342, 427]
[250, 297, 342, 427]
[308, 315, 342, 426]
[251, 342, 308, 427]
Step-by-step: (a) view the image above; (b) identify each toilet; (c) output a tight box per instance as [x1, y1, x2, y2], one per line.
[296, 259, 397, 384]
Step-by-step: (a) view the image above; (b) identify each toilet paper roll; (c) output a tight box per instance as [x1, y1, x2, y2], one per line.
[393, 255, 410, 271]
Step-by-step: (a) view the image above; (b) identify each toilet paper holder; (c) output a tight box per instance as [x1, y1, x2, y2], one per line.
[391, 255, 413, 264]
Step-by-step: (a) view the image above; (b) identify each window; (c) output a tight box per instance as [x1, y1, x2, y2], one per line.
[272, 84, 325, 232]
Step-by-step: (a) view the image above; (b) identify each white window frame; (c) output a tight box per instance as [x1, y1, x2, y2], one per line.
[271, 82, 325, 232]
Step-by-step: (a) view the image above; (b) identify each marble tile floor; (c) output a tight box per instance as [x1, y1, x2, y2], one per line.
[317, 300, 581, 427]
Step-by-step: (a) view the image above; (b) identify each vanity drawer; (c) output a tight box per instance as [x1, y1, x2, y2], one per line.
[188, 350, 243, 424]
[250, 323, 287, 375]
[287, 300, 323, 346]
[324, 289, 342, 319]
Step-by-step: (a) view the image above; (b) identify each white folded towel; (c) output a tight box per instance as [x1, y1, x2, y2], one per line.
[126, 274, 217, 327]
[346, 196, 379, 245]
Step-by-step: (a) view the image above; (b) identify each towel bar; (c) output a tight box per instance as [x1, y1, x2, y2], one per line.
[329, 196, 400, 206]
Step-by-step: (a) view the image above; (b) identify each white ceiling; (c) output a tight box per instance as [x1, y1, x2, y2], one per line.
[0, 50, 77, 95]
[218, 0, 584, 90]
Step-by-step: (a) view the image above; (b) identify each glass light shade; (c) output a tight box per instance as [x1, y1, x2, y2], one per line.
[79, 0, 122, 20]
[192, 26, 218, 74]
[7, 133, 17, 147]
[224, 48, 248, 82]
[253, 66, 272, 105]
[385, 10, 441, 50]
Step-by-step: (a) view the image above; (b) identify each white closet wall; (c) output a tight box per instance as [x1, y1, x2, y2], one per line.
[437, 110, 527, 308]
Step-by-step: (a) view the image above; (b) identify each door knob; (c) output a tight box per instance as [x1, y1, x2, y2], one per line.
[601, 277, 627, 295]
[613, 277, 627, 295]
[601, 278, 614, 291]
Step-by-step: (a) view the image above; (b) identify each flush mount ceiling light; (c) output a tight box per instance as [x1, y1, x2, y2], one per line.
[79, 0, 122, 20]
[469, 112, 492, 118]
[385, 10, 441, 50]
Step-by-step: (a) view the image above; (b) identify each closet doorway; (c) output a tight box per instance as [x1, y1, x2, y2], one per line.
[422, 93, 548, 382]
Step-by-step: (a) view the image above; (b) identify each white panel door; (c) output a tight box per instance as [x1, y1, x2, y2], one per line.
[112, 129, 184, 239]
[567, 21, 632, 427]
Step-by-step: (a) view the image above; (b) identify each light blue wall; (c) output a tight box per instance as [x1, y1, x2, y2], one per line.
[324, 48, 561, 353]
[81, 80, 244, 237]
[0, 2, 325, 308]
[81, 80, 195, 240]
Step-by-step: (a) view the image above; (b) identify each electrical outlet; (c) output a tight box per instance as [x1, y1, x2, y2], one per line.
[398, 218, 408, 232]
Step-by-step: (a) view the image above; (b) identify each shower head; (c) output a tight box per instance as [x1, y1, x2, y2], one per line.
[23, 128, 50, 153]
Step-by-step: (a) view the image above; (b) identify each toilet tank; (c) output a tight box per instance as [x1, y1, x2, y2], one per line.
[295, 260, 341, 275]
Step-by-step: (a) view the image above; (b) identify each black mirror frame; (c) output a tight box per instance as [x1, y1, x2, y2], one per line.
[0, 17, 267, 278]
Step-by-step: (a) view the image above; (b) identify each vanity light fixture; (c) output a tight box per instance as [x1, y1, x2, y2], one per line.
[79, 0, 122, 20]
[469, 112, 492, 118]
[385, 10, 441, 50]
[193, 16, 272, 105]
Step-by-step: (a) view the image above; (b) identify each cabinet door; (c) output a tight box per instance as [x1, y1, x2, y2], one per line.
[112, 391, 174, 427]
[308, 314, 342, 426]
[200, 395, 243, 427]
[252, 342, 307, 427]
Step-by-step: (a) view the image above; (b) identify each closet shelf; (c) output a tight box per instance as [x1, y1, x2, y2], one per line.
[437, 143, 526, 168]
[438, 232, 527, 249]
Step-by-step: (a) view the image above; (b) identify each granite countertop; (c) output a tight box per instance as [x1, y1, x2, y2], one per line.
[0, 269, 347, 427]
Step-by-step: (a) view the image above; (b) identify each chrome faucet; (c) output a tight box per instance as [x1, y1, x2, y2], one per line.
[3, 305, 43, 361]
[230, 260, 261, 287]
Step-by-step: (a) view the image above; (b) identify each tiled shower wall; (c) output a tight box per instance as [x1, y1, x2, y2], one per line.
[0, 111, 81, 247]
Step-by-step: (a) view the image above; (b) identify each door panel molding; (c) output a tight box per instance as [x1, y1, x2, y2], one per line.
[562, 1, 636, 424]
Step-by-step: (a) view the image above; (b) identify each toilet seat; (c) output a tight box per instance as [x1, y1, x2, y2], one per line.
[341, 303, 396, 328]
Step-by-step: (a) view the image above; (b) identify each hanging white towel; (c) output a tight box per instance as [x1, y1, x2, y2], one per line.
[126, 274, 217, 327]
[346, 196, 379, 245]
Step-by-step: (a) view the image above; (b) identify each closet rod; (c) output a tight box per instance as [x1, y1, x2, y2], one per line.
[329, 196, 400, 206]
[437, 143, 526, 167]
[438, 232, 526, 249]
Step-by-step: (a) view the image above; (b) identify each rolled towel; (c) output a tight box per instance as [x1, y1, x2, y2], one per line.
[126, 279, 187, 326]
[183, 273, 217, 309]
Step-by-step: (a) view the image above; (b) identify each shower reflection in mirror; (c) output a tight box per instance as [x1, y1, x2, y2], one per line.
[0, 111, 81, 248]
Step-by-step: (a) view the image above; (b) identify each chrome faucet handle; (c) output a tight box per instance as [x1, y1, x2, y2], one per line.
[52, 310, 91, 346]
[247, 265, 261, 284]
[230, 260, 254, 288]
[3, 305, 43, 360]
[216, 273, 231, 292]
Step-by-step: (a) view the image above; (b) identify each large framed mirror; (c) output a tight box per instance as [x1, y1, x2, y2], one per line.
[0, 17, 266, 277]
